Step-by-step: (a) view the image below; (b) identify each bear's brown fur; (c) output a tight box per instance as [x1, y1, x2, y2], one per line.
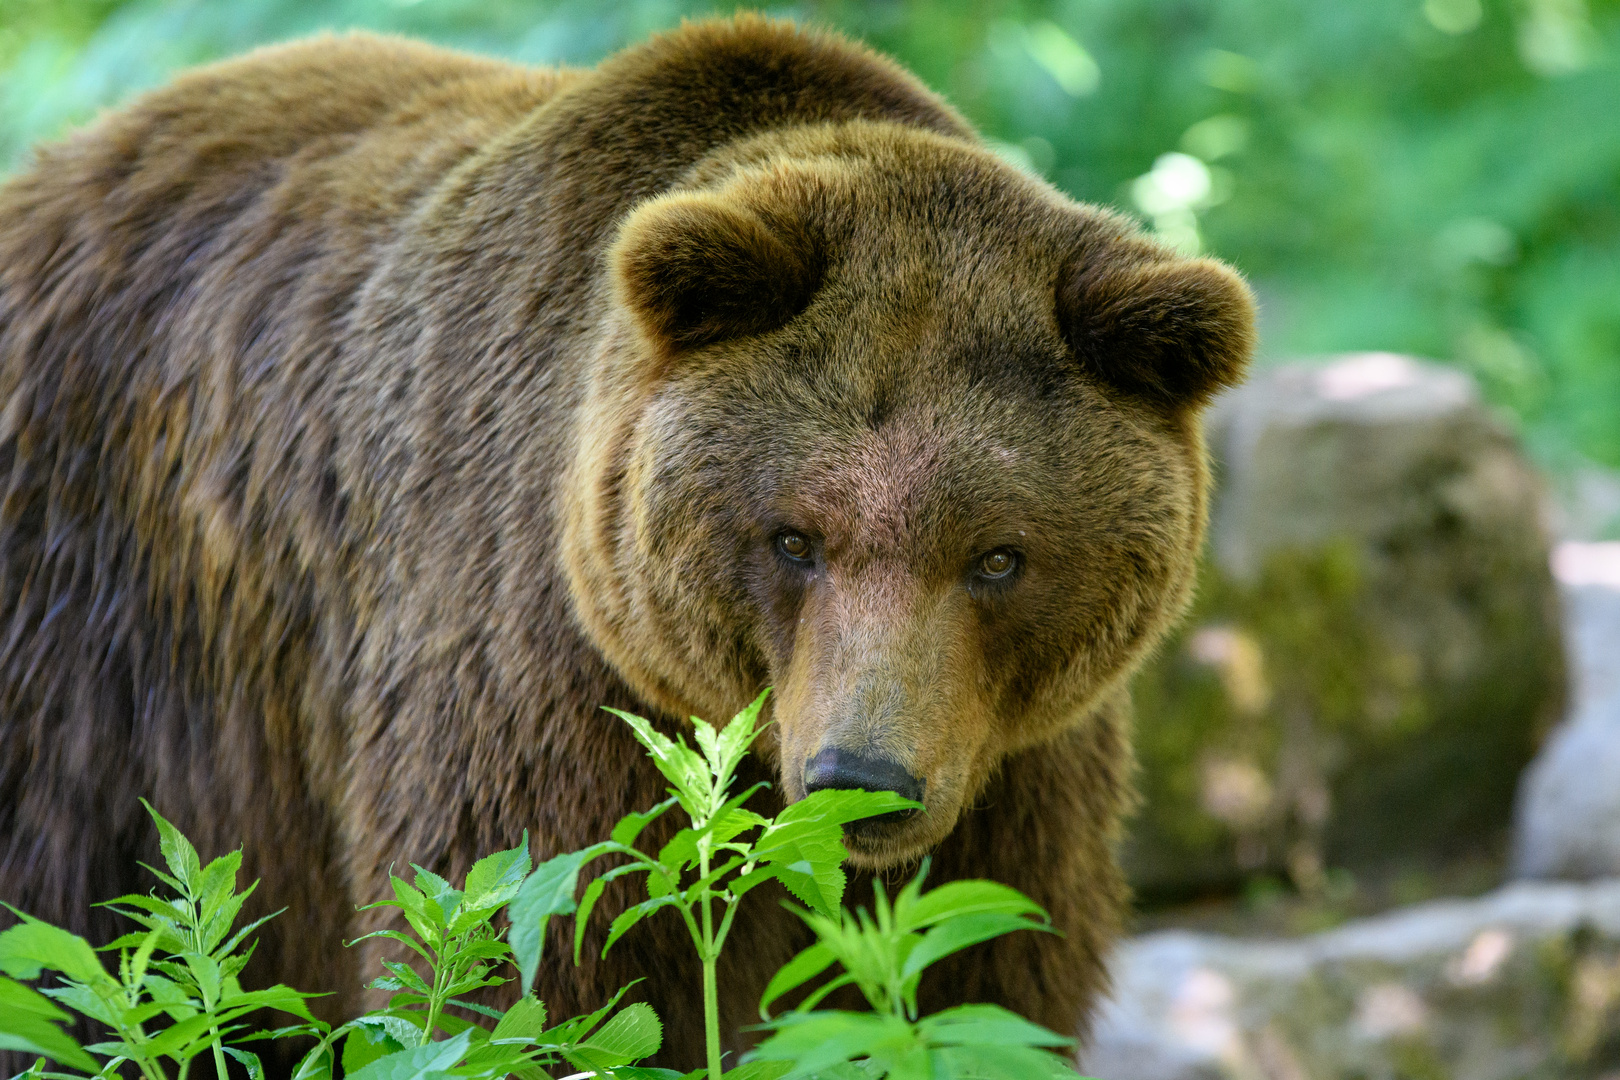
[0, 16, 1253, 1069]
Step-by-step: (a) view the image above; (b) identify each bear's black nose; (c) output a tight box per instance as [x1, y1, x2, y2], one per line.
[803, 749, 926, 829]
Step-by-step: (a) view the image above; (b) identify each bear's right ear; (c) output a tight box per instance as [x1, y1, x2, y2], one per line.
[610, 192, 823, 356]
[1057, 250, 1256, 411]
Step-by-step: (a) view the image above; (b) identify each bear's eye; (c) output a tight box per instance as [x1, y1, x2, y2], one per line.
[977, 549, 1018, 580]
[777, 532, 813, 562]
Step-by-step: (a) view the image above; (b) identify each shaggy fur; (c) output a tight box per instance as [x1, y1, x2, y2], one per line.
[0, 16, 1254, 1070]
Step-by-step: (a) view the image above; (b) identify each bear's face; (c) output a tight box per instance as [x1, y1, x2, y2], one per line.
[563, 123, 1254, 867]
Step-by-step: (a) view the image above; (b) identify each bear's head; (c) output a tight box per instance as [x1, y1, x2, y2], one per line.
[562, 121, 1255, 867]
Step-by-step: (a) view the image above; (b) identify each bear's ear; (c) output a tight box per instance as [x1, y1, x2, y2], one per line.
[610, 192, 823, 354]
[1056, 251, 1256, 410]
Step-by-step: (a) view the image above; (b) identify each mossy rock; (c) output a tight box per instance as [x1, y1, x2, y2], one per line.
[1126, 356, 1565, 899]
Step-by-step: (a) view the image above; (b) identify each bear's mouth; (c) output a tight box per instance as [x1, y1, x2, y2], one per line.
[838, 803, 942, 867]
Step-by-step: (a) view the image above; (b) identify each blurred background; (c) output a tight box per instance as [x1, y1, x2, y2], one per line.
[4, 1, 1620, 1074]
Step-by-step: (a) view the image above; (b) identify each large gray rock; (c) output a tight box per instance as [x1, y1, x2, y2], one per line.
[1127, 353, 1565, 898]
[1515, 543, 1620, 880]
[1082, 878, 1620, 1079]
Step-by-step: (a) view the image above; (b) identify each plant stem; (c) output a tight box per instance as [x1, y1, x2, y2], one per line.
[421, 939, 449, 1046]
[699, 848, 722, 1080]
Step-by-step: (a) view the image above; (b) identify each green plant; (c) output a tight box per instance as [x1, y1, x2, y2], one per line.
[2, 694, 1090, 1080]
[278, 838, 669, 1080]
[0, 801, 321, 1080]
[745, 863, 1085, 1080]
[566, 691, 919, 1080]
[0, 804, 669, 1080]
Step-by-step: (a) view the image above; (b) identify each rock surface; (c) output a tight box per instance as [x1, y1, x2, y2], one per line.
[1515, 542, 1620, 880]
[1081, 878, 1620, 1079]
[1127, 353, 1565, 898]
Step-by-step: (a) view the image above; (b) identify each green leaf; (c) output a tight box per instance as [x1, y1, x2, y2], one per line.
[139, 1012, 218, 1059]
[461, 838, 531, 912]
[346, 929, 432, 962]
[572, 876, 610, 967]
[291, 1040, 336, 1080]
[602, 895, 681, 958]
[772, 789, 922, 831]
[141, 800, 202, 893]
[715, 689, 772, 777]
[386, 877, 437, 948]
[222, 1046, 267, 1080]
[214, 984, 321, 1023]
[604, 708, 710, 814]
[611, 797, 679, 848]
[348, 1014, 422, 1050]
[181, 951, 221, 1007]
[917, 1004, 1074, 1049]
[748, 1011, 912, 1078]
[409, 866, 462, 926]
[899, 881, 1045, 933]
[343, 1029, 472, 1080]
[508, 843, 614, 996]
[655, 829, 700, 875]
[342, 1022, 405, 1075]
[0, 977, 100, 1073]
[196, 849, 244, 927]
[0, 909, 107, 984]
[720, 1063, 795, 1080]
[578, 1001, 662, 1062]
[767, 850, 847, 921]
[540, 983, 635, 1045]
[931, 1042, 1081, 1079]
[490, 996, 547, 1041]
[757, 943, 836, 1020]
[380, 961, 430, 995]
[901, 913, 1052, 981]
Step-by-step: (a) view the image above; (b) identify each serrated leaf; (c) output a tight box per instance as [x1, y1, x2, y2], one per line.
[141, 800, 201, 892]
[0, 909, 107, 984]
[900, 913, 1051, 981]
[579, 1001, 662, 1062]
[139, 1012, 217, 1059]
[768, 850, 847, 921]
[509, 845, 608, 996]
[747, 1011, 912, 1077]
[716, 689, 771, 772]
[602, 896, 681, 958]
[181, 952, 221, 1007]
[931, 1042, 1081, 1079]
[571, 876, 609, 967]
[917, 1004, 1073, 1049]
[342, 1022, 405, 1075]
[222, 1046, 267, 1080]
[490, 996, 547, 1041]
[898, 881, 1045, 933]
[720, 1063, 796, 1080]
[604, 708, 709, 813]
[757, 943, 835, 1020]
[215, 984, 321, 1023]
[346, 929, 431, 962]
[0, 977, 100, 1073]
[409, 866, 462, 926]
[344, 1029, 471, 1080]
[611, 797, 679, 848]
[380, 960, 430, 994]
[461, 839, 531, 913]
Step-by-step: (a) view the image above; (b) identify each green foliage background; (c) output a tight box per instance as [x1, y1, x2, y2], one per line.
[2, 0, 1618, 480]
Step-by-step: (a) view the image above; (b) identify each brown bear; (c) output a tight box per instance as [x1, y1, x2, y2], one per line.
[0, 15, 1253, 1070]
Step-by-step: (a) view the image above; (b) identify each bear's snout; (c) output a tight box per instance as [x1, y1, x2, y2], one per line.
[802, 747, 927, 806]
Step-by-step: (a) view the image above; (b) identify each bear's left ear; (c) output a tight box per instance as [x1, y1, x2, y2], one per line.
[610, 191, 823, 356]
[1056, 251, 1256, 410]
